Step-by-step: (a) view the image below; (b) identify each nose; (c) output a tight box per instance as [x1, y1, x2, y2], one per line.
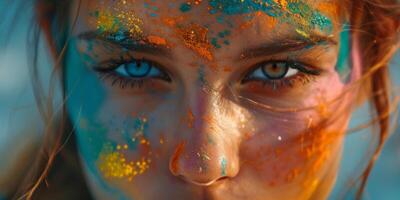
[169, 90, 240, 186]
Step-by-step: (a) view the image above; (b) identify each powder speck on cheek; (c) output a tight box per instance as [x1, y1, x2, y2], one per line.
[187, 109, 195, 128]
[220, 157, 227, 176]
[97, 143, 152, 182]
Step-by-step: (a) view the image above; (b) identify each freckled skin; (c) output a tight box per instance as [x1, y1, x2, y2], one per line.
[65, 0, 359, 200]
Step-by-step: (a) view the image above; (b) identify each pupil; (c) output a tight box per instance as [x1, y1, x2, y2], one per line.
[271, 64, 279, 72]
[262, 62, 288, 79]
[125, 60, 151, 77]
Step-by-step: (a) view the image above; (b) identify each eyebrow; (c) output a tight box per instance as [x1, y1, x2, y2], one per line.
[77, 31, 173, 59]
[238, 35, 338, 61]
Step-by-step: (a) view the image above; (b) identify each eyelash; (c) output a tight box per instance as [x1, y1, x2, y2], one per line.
[97, 72, 147, 89]
[94, 57, 320, 90]
[94, 56, 171, 89]
[241, 60, 321, 89]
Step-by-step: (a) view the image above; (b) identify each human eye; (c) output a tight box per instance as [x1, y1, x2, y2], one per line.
[241, 61, 321, 89]
[94, 58, 171, 89]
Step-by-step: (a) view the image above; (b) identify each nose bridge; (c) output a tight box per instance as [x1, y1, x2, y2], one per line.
[170, 87, 239, 185]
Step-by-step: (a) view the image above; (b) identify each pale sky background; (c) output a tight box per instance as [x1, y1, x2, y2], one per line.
[0, 1, 399, 200]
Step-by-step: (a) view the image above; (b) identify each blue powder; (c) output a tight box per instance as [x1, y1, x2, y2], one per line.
[180, 3, 192, 12]
[208, 0, 332, 33]
[221, 157, 227, 176]
[211, 37, 221, 48]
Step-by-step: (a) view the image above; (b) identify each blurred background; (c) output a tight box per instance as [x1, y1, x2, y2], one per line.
[0, 1, 399, 200]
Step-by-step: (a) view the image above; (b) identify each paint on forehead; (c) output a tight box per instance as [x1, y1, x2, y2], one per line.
[92, 1, 144, 39]
[177, 23, 214, 60]
[208, 0, 332, 30]
[179, 0, 333, 41]
[336, 23, 352, 83]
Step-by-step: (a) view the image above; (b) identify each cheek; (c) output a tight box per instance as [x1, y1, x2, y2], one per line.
[65, 42, 169, 187]
[239, 109, 347, 189]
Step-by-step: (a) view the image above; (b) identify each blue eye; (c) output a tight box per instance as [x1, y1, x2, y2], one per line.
[114, 59, 170, 81]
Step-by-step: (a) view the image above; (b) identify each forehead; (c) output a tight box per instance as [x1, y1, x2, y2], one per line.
[73, 0, 342, 62]
[76, 0, 341, 34]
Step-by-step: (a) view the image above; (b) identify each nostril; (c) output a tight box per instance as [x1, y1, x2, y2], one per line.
[177, 175, 228, 186]
[216, 176, 229, 182]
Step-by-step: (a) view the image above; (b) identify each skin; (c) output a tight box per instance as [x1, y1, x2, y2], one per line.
[62, 0, 361, 199]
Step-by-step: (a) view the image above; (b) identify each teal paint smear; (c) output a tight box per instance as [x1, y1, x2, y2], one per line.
[65, 39, 130, 200]
[208, 0, 280, 15]
[207, 0, 332, 33]
[221, 157, 227, 176]
[336, 23, 352, 83]
[178, 1, 333, 49]
[286, 2, 332, 32]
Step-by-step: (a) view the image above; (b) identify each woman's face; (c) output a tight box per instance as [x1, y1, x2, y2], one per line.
[64, 0, 357, 199]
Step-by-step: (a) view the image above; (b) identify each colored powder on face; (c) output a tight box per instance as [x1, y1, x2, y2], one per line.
[133, 117, 149, 137]
[147, 35, 168, 46]
[177, 23, 214, 61]
[180, 2, 192, 12]
[121, 116, 149, 149]
[93, 1, 144, 39]
[170, 142, 186, 174]
[221, 157, 227, 176]
[206, 0, 333, 36]
[287, 2, 332, 32]
[336, 23, 352, 82]
[208, 0, 279, 15]
[198, 65, 209, 88]
[187, 109, 195, 128]
[211, 37, 221, 48]
[97, 143, 151, 181]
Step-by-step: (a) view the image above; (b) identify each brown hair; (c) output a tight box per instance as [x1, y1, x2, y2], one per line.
[8, 0, 400, 199]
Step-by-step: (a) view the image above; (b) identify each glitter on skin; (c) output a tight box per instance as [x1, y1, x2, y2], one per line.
[207, 0, 332, 32]
[122, 116, 150, 149]
[93, 1, 144, 39]
[177, 23, 214, 61]
[178, 0, 333, 42]
[97, 143, 152, 181]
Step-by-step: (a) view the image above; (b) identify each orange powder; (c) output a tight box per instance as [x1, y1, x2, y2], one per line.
[147, 35, 168, 46]
[170, 141, 186, 174]
[187, 109, 195, 128]
[177, 23, 214, 61]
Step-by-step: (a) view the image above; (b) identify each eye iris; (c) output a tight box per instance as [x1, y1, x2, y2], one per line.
[262, 62, 289, 79]
[124, 60, 152, 78]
